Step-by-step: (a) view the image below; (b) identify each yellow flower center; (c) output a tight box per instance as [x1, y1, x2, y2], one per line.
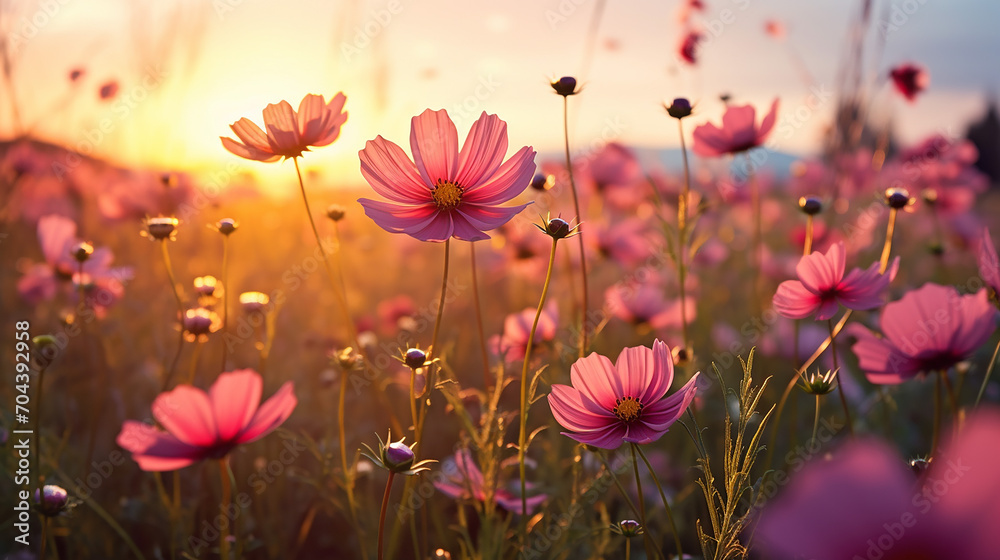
[432, 180, 464, 210]
[613, 396, 644, 423]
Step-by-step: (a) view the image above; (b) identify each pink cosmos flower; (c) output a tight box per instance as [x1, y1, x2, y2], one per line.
[889, 63, 929, 102]
[851, 284, 996, 384]
[117, 369, 296, 471]
[489, 303, 558, 361]
[678, 30, 703, 64]
[18, 215, 132, 307]
[978, 227, 1000, 296]
[547, 340, 700, 449]
[691, 99, 779, 157]
[605, 280, 696, 331]
[757, 410, 1000, 560]
[221, 93, 348, 162]
[357, 109, 536, 242]
[772, 242, 896, 321]
[434, 449, 547, 515]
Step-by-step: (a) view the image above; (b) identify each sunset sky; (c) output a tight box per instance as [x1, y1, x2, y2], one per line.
[3, 0, 997, 195]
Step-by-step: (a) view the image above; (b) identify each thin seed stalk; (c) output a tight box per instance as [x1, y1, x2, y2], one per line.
[636, 443, 683, 558]
[519, 237, 559, 543]
[562, 96, 589, 357]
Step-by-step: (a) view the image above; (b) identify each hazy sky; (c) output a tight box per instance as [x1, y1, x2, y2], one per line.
[3, 0, 998, 192]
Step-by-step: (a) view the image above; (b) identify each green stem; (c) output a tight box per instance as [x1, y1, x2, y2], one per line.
[941, 369, 958, 420]
[677, 118, 692, 351]
[562, 96, 589, 358]
[32, 366, 47, 495]
[219, 235, 229, 374]
[470, 242, 492, 391]
[975, 336, 1000, 408]
[829, 319, 854, 436]
[428, 238, 451, 363]
[625, 538, 631, 560]
[160, 240, 184, 315]
[40, 517, 48, 560]
[812, 394, 820, 443]
[635, 444, 683, 558]
[219, 459, 232, 560]
[519, 237, 559, 541]
[630, 443, 658, 560]
[226, 460, 243, 560]
[378, 472, 396, 560]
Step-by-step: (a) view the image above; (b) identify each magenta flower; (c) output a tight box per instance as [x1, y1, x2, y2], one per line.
[434, 449, 547, 515]
[221, 93, 348, 162]
[17, 215, 132, 307]
[605, 280, 695, 331]
[357, 109, 536, 242]
[117, 369, 296, 471]
[547, 340, 699, 449]
[757, 410, 1000, 560]
[691, 99, 779, 157]
[677, 30, 703, 64]
[772, 242, 895, 321]
[489, 303, 558, 361]
[978, 227, 1000, 296]
[889, 63, 929, 102]
[851, 284, 996, 384]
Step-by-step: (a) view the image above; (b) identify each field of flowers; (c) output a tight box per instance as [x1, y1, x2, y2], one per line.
[2, 1, 1000, 559]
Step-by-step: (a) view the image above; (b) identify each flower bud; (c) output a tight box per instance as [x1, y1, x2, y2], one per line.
[798, 368, 838, 395]
[404, 348, 427, 369]
[909, 457, 932, 476]
[182, 307, 221, 342]
[665, 98, 693, 119]
[550, 76, 579, 97]
[798, 196, 822, 216]
[215, 218, 239, 236]
[538, 217, 576, 240]
[326, 204, 346, 221]
[193, 276, 220, 298]
[921, 188, 938, 206]
[884, 187, 911, 210]
[239, 291, 270, 314]
[611, 519, 644, 537]
[143, 216, 179, 241]
[71, 241, 94, 263]
[671, 346, 694, 367]
[333, 347, 363, 371]
[35, 485, 69, 517]
[384, 441, 416, 472]
[530, 174, 553, 191]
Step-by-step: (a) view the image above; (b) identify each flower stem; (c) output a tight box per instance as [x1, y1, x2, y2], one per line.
[975, 336, 1000, 408]
[218, 458, 232, 560]
[630, 443, 657, 560]
[677, 118, 692, 352]
[941, 369, 958, 419]
[470, 242, 492, 390]
[40, 517, 49, 560]
[186, 341, 202, 385]
[932, 372, 942, 457]
[747, 156, 763, 316]
[32, 365, 47, 495]
[812, 394, 821, 442]
[377, 472, 396, 560]
[429, 239, 451, 363]
[519, 237, 559, 543]
[829, 319, 854, 436]
[159, 239, 186, 388]
[625, 538, 631, 560]
[219, 235, 230, 374]
[803, 214, 814, 256]
[636, 443, 683, 558]
[562, 96, 589, 358]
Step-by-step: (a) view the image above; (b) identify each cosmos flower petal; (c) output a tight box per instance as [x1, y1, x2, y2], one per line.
[455, 112, 508, 188]
[757, 98, 780, 139]
[773, 280, 822, 319]
[721, 104, 757, 150]
[37, 215, 77, 266]
[407, 212, 454, 242]
[796, 243, 845, 294]
[357, 198, 440, 235]
[450, 211, 491, 242]
[622, 422, 668, 445]
[851, 325, 922, 384]
[359, 136, 433, 203]
[691, 123, 729, 157]
[978, 228, 1000, 293]
[462, 145, 536, 204]
[560, 424, 628, 449]
[410, 109, 459, 185]
[209, 370, 262, 442]
[262, 100, 301, 155]
[152, 386, 218, 447]
[548, 385, 617, 432]
[229, 117, 273, 152]
[570, 352, 622, 410]
[641, 373, 700, 430]
[221, 136, 281, 162]
[457, 203, 530, 233]
[237, 381, 297, 444]
[495, 490, 547, 515]
[116, 421, 203, 471]
[641, 340, 676, 403]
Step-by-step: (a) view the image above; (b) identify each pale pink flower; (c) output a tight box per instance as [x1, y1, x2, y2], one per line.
[772, 242, 895, 321]
[547, 340, 699, 449]
[605, 280, 695, 331]
[490, 303, 558, 361]
[117, 369, 296, 471]
[357, 109, 535, 242]
[221, 93, 348, 162]
[978, 227, 1000, 296]
[434, 449, 547, 515]
[852, 284, 996, 384]
[691, 99, 779, 157]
